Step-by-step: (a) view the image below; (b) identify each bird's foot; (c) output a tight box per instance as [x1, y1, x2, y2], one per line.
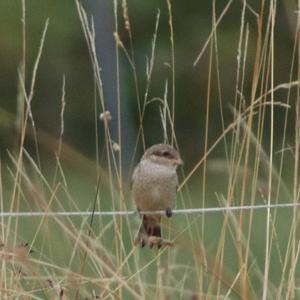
[161, 238, 174, 247]
[148, 236, 162, 248]
[134, 235, 174, 249]
[165, 207, 172, 218]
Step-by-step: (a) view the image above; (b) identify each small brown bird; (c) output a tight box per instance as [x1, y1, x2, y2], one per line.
[132, 144, 183, 248]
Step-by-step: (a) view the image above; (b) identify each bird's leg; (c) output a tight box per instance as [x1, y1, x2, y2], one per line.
[165, 207, 172, 218]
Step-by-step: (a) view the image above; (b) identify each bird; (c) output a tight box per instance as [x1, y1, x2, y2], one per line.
[132, 144, 183, 248]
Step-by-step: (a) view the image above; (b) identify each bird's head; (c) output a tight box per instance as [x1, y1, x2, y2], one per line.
[142, 144, 183, 168]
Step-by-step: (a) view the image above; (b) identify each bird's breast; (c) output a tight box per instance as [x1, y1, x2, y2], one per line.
[132, 161, 178, 211]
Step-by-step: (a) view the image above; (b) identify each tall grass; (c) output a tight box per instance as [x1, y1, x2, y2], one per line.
[1, 1, 300, 299]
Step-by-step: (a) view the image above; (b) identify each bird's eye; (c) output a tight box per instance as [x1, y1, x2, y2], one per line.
[162, 151, 169, 157]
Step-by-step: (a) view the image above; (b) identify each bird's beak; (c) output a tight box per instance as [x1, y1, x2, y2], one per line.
[174, 158, 184, 166]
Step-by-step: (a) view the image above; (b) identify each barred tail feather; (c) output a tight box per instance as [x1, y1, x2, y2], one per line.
[135, 215, 161, 248]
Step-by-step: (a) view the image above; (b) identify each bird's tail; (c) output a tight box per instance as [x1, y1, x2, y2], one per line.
[135, 215, 161, 248]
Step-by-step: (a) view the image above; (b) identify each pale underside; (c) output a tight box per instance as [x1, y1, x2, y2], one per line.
[132, 159, 178, 212]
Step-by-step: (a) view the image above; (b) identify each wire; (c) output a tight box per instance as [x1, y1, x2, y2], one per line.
[0, 202, 300, 218]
